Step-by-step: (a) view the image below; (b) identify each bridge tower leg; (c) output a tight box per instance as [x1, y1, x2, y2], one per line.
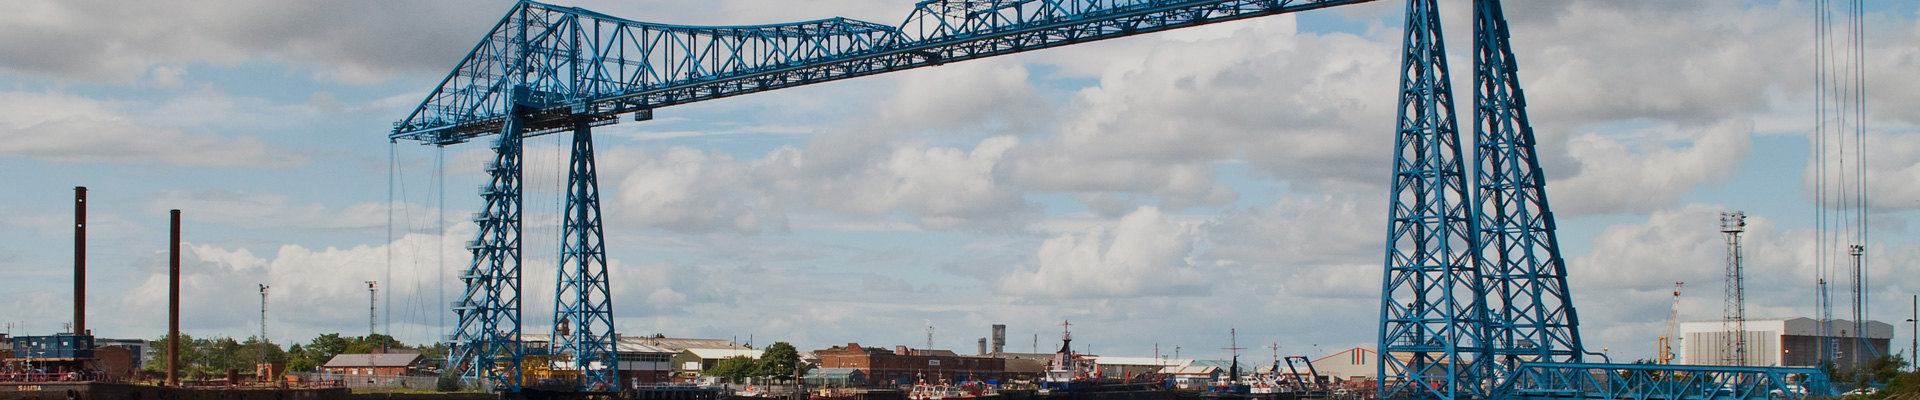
[1377, 0, 1492, 399]
[553, 118, 618, 391]
[452, 109, 526, 392]
[1470, 0, 1586, 373]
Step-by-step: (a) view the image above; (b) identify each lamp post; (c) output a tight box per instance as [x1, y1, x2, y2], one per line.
[1908, 294, 1916, 371]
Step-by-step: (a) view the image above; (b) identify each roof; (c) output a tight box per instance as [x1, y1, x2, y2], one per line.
[1091, 356, 1190, 367]
[617, 342, 677, 354]
[323, 353, 422, 368]
[621, 337, 747, 351]
[1164, 366, 1221, 375]
[685, 348, 764, 359]
[804, 368, 866, 378]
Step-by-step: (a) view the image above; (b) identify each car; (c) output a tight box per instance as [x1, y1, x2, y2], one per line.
[1769, 384, 1807, 399]
[1843, 388, 1877, 396]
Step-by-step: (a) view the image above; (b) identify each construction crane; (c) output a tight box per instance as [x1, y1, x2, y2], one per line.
[394, 0, 1832, 398]
[1658, 282, 1683, 365]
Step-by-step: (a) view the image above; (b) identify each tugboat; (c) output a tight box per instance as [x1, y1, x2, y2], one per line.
[1035, 321, 1167, 395]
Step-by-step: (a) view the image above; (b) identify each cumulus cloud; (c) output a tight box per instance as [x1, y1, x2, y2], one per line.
[605, 146, 788, 235]
[112, 226, 474, 342]
[1546, 120, 1751, 216]
[1805, 130, 1920, 212]
[1005, 16, 1399, 198]
[1000, 206, 1208, 298]
[146, 189, 414, 231]
[0, 90, 307, 168]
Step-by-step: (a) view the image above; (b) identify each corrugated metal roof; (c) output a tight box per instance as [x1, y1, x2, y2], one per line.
[617, 342, 676, 354]
[1091, 356, 1191, 367]
[686, 348, 764, 359]
[621, 337, 745, 351]
[1164, 366, 1220, 375]
[323, 353, 422, 368]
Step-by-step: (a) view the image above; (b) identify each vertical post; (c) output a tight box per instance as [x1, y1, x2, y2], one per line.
[168, 209, 181, 387]
[74, 187, 86, 336]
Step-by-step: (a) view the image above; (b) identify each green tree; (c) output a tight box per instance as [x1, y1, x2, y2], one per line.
[706, 356, 757, 383]
[756, 342, 810, 381]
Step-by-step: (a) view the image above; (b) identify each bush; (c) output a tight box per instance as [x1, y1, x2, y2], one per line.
[436, 371, 463, 392]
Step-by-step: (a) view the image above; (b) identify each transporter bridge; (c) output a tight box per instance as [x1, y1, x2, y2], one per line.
[389, 0, 1834, 398]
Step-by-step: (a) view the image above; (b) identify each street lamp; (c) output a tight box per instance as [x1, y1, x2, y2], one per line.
[1908, 294, 1916, 372]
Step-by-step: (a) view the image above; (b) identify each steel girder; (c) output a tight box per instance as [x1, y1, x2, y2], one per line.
[389, 0, 1377, 145]
[452, 105, 527, 392]
[1495, 362, 1832, 400]
[552, 119, 617, 391]
[1377, 0, 1491, 399]
[1469, 0, 1585, 371]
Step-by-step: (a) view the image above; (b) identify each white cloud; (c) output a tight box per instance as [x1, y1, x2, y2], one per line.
[1005, 16, 1399, 198]
[0, 0, 508, 83]
[114, 226, 475, 343]
[146, 189, 414, 231]
[1000, 206, 1208, 298]
[1806, 130, 1920, 211]
[0, 90, 307, 168]
[1548, 121, 1752, 215]
[605, 146, 787, 235]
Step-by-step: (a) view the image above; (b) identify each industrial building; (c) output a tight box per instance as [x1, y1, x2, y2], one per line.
[813, 343, 1005, 385]
[320, 353, 424, 376]
[1680, 318, 1894, 367]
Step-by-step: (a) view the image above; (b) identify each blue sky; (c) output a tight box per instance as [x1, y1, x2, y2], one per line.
[1, 0, 1918, 365]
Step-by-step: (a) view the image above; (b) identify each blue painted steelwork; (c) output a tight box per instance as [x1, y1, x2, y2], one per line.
[1468, 0, 1586, 370]
[452, 101, 527, 392]
[552, 118, 617, 391]
[389, 0, 1375, 145]
[398, 0, 1381, 393]
[1377, 1, 1491, 400]
[1495, 362, 1832, 400]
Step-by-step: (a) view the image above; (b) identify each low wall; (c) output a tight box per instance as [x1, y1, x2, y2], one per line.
[0, 382, 349, 400]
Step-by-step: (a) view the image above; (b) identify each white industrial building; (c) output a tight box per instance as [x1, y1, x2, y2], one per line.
[1680, 317, 1893, 368]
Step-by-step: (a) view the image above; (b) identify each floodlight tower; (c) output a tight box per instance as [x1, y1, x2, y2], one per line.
[1721, 211, 1747, 367]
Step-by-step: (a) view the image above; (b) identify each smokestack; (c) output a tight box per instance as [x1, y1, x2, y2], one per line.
[168, 209, 181, 387]
[979, 338, 987, 356]
[992, 324, 1005, 355]
[73, 187, 85, 337]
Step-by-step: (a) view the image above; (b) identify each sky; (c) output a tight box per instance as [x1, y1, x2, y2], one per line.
[1, 0, 1918, 365]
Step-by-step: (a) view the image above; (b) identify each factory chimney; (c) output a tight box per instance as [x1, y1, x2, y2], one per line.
[978, 338, 987, 356]
[73, 187, 86, 336]
[168, 209, 181, 387]
[991, 324, 1006, 355]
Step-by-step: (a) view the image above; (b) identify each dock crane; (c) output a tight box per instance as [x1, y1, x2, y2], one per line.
[1658, 282, 1683, 364]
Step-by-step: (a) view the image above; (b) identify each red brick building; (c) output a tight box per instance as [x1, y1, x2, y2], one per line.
[813, 343, 1003, 386]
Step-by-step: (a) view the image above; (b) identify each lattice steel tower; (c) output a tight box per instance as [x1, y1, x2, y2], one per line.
[1470, 0, 1585, 371]
[1377, 0, 1491, 399]
[1721, 211, 1747, 367]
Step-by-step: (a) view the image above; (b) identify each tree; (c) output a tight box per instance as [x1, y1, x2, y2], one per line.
[706, 356, 757, 383]
[756, 342, 810, 381]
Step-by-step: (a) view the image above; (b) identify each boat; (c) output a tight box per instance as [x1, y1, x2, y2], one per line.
[810, 387, 862, 400]
[909, 382, 996, 400]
